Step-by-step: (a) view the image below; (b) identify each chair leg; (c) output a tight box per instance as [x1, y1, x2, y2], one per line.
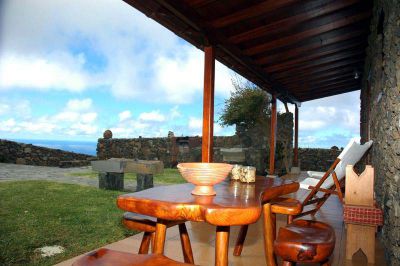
[283, 261, 294, 266]
[320, 259, 330, 266]
[138, 232, 152, 254]
[233, 225, 248, 256]
[178, 223, 194, 264]
[287, 215, 294, 224]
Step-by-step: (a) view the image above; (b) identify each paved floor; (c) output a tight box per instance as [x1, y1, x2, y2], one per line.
[0, 163, 140, 191]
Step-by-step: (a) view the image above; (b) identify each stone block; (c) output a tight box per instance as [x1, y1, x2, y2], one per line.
[16, 158, 26, 164]
[98, 172, 124, 191]
[136, 174, 153, 192]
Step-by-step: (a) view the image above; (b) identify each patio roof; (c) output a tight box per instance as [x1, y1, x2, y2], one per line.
[123, 0, 373, 103]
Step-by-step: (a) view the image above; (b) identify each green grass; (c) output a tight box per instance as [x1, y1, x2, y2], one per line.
[69, 168, 187, 184]
[0, 181, 136, 266]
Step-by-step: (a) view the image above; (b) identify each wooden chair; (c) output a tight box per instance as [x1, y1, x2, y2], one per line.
[123, 212, 194, 264]
[72, 248, 194, 266]
[238, 197, 333, 265]
[297, 139, 373, 218]
[274, 220, 335, 266]
[234, 197, 302, 256]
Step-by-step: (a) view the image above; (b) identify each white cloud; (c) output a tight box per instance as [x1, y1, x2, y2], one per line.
[170, 106, 181, 119]
[188, 117, 202, 130]
[138, 110, 165, 122]
[0, 0, 235, 105]
[0, 103, 10, 116]
[0, 54, 90, 91]
[118, 110, 132, 122]
[81, 112, 97, 123]
[299, 120, 326, 130]
[66, 98, 93, 111]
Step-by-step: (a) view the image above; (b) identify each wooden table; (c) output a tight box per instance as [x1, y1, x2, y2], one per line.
[117, 176, 299, 266]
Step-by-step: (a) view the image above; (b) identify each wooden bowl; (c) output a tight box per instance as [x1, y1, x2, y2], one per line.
[177, 163, 233, 196]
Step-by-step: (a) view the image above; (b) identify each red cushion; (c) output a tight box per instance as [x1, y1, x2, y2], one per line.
[343, 204, 383, 226]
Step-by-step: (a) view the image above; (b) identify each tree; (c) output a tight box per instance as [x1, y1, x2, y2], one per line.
[219, 79, 271, 130]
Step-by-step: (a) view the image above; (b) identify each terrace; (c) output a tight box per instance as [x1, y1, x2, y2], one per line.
[5, 0, 400, 265]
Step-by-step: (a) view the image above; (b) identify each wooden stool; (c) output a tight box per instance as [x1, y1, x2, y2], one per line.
[72, 248, 193, 266]
[234, 197, 302, 256]
[123, 212, 194, 264]
[274, 220, 335, 265]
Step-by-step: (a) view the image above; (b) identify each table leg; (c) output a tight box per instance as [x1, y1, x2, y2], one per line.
[153, 219, 167, 255]
[215, 226, 230, 266]
[263, 203, 277, 266]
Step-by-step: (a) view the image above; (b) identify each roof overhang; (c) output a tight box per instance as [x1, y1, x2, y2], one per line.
[123, 0, 372, 104]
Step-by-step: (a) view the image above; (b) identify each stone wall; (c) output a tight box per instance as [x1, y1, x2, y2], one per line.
[97, 113, 294, 175]
[0, 139, 95, 167]
[298, 148, 341, 172]
[361, 0, 400, 264]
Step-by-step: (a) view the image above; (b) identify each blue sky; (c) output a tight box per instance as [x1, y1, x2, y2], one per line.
[0, 0, 361, 148]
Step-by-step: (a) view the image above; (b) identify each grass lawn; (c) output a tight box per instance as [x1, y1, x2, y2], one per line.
[69, 168, 187, 184]
[0, 181, 136, 266]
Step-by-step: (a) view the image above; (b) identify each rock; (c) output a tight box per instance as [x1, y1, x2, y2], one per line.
[34, 245, 65, 257]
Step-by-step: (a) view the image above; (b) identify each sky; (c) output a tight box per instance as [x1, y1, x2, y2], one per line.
[0, 0, 361, 148]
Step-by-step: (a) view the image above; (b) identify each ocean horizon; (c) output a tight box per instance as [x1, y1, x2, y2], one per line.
[8, 139, 97, 156]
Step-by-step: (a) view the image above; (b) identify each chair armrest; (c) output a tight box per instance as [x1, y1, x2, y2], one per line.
[271, 197, 303, 215]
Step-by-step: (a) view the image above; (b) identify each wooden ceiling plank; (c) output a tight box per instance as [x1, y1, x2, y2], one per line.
[209, 0, 299, 28]
[255, 28, 366, 65]
[295, 78, 359, 92]
[283, 72, 355, 87]
[229, 0, 359, 44]
[297, 81, 359, 94]
[263, 42, 365, 72]
[273, 57, 363, 80]
[278, 64, 362, 84]
[245, 11, 371, 56]
[301, 87, 360, 102]
[268, 49, 365, 75]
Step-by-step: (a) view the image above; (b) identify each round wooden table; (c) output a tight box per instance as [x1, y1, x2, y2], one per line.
[117, 176, 299, 266]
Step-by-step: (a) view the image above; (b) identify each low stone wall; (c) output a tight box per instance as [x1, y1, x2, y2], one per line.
[0, 139, 96, 167]
[298, 148, 342, 172]
[97, 113, 294, 175]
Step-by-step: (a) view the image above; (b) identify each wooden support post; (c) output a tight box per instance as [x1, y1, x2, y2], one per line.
[269, 95, 277, 175]
[293, 104, 299, 167]
[202, 46, 215, 163]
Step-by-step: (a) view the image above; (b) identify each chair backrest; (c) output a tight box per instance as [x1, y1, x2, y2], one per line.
[333, 139, 373, 180]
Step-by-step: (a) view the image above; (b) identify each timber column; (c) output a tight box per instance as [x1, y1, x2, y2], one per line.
[269, 95, 277, 175]
[202, 46, 215, 162]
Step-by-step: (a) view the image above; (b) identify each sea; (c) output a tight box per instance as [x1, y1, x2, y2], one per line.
[9, 139, 98, 156]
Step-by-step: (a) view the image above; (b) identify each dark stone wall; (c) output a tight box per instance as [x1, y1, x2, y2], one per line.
[97, 113, 294, 175]
[361, 1, 400, 264]
[298, 148, 341, 172]
[0, 139, 95, 167]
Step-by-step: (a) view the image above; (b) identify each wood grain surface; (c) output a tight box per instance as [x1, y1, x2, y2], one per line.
[117, 177, 299, 226]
